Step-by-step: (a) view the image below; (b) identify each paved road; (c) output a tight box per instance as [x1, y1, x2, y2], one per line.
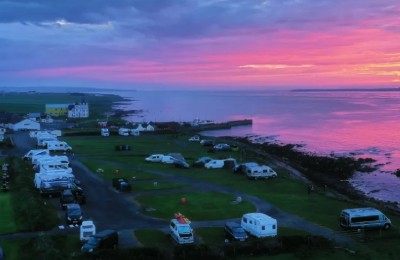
[1, 131, 354, 247]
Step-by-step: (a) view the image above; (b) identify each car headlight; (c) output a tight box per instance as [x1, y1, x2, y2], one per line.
[67, 217, 71, 220]
[89, 248, 93, 252]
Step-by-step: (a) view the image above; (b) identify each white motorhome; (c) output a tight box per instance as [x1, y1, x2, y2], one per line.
[241, 213, 277, 238]
[100, 128, 110, 136]
[34, 171, 75, 189]
[170, 213, 194, 244]
[130, 129, 140, 136]
[204, 158, 237, 169]
[39, 165, 73, 174]
[23, 149, 49, 161]
[339, 208, 391, 230]
[80, 220, 96, 241]
[30, 130, 62, 138]
[246, 165, 277, 180]
[118, 128, 130, 136]
[45, 141, 72, 152]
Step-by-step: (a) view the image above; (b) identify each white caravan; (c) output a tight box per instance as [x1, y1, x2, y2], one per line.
[246, 165, 277, 180]
[80, 220, 96, 241]
[33, 155, 70, 169]
[100, 128, 110, 136]
[34, 171, 75, 189]
[44, 141, 72, 152]
[30, 151, 51, 164]
[170, 213, 194, 244]
[118, 128, 130, 136]
[204, 158, 237, 169]
[38, 164, 73, 174]
[23, 149, 49, 161]
[241, 213, 277, 238]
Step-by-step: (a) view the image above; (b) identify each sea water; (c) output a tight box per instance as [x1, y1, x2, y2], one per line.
[111, 89, 400, 203]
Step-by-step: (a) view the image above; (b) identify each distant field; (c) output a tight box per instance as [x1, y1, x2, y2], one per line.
[0, 92, 124, 117]
[0, 193, 18, 234]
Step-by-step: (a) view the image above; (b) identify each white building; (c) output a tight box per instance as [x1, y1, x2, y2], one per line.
[12, 119, 40, 131]
[68, 102, 89, 118]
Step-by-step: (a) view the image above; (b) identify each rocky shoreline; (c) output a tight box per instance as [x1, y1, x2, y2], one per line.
[221, 136, 400, 216]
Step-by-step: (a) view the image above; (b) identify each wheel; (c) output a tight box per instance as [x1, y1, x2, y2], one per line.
[383, 223, 391, 230]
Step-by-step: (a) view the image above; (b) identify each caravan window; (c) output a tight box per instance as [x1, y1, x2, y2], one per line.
[243, 217, 247, 223]
[272, 225, 276, 229]
[261, 226, 265, 230]
[351, 215, 379, 223]
[249, 220, 253, 224]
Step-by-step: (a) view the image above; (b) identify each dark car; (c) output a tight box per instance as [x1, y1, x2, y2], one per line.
[81, 229, 119, 254]
[112, 178, 132, 192]
[224, 222, 248, 242]
[65, 203, 83, 225]
[60, 189, 75, 209]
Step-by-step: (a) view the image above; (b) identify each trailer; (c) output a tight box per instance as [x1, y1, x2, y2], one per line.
[241, 213, 277, 238]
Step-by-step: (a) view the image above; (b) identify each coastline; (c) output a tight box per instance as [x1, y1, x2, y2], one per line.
[110, 96, 400, 215]
[221, 135, 400, 216]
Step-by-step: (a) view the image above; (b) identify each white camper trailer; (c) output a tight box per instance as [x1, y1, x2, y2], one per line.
[241, 213, 277, 238]
[39, 164, 73, 174]
[34, 171, 75, 189]
[44, 141, 72, 152]
[33, 155, 70, 170]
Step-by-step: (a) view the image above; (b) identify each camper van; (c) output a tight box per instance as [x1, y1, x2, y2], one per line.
[339, 208, 391, 230]
[23, 149, 49, 161]
[170, 213, 194, 244]
[246, 165, 277, 180]
[44, 141, 72, 152]
[80, 220, 96, 241]
[145, 154, 164, 162]
[241, 213, 277, 238]
[118, 128, 130, 136]
[100, 128, 110, 137]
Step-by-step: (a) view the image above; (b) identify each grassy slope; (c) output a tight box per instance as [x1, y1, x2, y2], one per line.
[0, 193, 18, 234]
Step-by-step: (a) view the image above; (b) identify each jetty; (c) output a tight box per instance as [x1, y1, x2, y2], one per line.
[187, 119, 252, 131]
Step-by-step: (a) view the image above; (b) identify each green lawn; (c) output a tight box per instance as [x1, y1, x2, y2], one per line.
[135, 229, 171, 249]
[0, 193, 18, 235]
[135, 191, 256, 221]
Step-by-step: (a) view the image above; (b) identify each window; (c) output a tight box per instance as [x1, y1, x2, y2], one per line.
[272, 225, 276, 229]
[261, 226, 265, 230]
[243, 218, 247, 223]
[351, 215, 379, 223]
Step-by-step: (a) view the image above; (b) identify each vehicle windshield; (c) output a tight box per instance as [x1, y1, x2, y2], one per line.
[178, 226, 191, 233]
[87, 237, 100, 245]
[68, 208, 82, 216]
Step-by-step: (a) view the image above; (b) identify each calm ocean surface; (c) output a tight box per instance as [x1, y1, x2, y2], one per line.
[108, 89, 400, 203]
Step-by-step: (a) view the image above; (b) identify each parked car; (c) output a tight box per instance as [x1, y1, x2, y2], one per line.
[192, 157, 213, 167]
[81, 229, 119, 254]
[213, 144, 231, 151]
[224, 222, 248, 242]
[65, 203, 83, 225]
[60, 189, 75, 209]
[174, 159, 190, 169]
[112, 178, 132, 192]
[145, 154, 164, 162]
[200, 139, 215, 146]
[188, 135, 200, 142]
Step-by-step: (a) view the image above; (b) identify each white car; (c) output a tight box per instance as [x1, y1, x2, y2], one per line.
[188, 135, 200, 142]
[161, 155, 176, 164]
[204, 160, 225, 169]
[145, 154, 164, 162]
[213, 143, 231, 151]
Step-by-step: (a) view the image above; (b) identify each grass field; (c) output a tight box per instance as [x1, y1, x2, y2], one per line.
[0, 193, 18, 235]
[64, 134, 372, 230]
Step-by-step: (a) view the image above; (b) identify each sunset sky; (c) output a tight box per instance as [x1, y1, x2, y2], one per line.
[1, 0, 400, 90]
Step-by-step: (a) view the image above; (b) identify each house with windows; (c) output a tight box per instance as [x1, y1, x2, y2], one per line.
[68, 102, 89, 118]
